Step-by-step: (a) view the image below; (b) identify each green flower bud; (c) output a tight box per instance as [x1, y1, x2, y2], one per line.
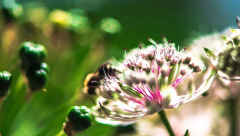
[26, 68, 48, 91]
[67, 106, 93, 132]
[40, 62, 50, 74]
[0, 71, 12, 97]
[26, 62, 50, 74]
[19, 42, 47, 68]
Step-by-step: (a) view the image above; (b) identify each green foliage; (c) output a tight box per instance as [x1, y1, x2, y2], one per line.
[0, 3, 119, 136]
[203, 47, 217, 62]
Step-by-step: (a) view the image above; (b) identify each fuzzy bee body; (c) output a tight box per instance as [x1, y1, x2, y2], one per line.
[83, 62, 120, 96]
[83, 73, 101, 95]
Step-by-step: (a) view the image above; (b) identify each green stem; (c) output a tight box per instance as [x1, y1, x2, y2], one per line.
[158, 110, 175, 136]
[229, 97, 238, 136]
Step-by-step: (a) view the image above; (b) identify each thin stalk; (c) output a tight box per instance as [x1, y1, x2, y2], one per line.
[158, 110, 175, 136]
[229, 97, 238, 136]
[228, 81, 239, 136]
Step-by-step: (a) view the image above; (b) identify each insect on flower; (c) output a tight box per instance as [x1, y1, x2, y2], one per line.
[89, 38, 217, 125]
[83, 62, 121, 96]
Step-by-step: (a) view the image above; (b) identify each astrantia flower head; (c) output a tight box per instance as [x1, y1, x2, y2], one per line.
[188, 17, 240, 100]
[204, 18, 240, 80]
[91, 39, 217, 125]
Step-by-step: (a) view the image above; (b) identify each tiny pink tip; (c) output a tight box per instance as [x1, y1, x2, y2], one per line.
[168, 40, 171, 43]
[139, 46, 142, 49]
[123, 47, 126, 50]
[184, 47, 187, 50]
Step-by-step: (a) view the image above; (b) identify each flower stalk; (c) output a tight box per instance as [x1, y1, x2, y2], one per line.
[158, 110, 175, 136]
[228, 96, 239, 136]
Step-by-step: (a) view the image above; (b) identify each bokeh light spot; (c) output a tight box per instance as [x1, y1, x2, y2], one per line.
[69, 9, 89, 32]
[49, 10, 71, 26]
[27, 7, 47, 25]
[100, 17, 121, 34]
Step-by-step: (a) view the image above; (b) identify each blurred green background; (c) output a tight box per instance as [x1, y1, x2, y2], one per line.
[9, 0, 240, 58]
[0, 0, 239, 136]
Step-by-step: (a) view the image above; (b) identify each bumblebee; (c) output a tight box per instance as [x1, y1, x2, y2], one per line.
[83, 62, 119, 96]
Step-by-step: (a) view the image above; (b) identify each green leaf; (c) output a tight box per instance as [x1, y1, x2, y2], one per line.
[99, 102, 113, 115]
[118, 82, 143, 98]
[203, 47, 218, 62]
[168, 63, 179, 85]
[222, 35, 234, 48]
[187, 80, 195, 97]
[184, 129, 189, 136]
[158, 74, 166, 91]
[230, 29, 237, 33]
[222, 35, 228, 41]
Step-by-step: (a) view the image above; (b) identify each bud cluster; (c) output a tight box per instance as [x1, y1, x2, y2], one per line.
[63, 106, 93, 136]
[19, 42, 49, 91]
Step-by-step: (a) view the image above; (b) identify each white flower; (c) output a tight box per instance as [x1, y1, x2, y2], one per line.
[92, 39, 217, 125]
[188, 25, 240, 100]
[203, 28, 240, 79]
